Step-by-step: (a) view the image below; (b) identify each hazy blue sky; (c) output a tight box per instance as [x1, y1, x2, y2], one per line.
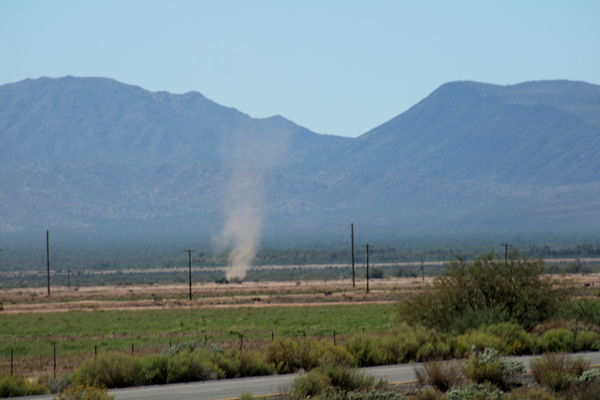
[1, 1, 598, 137]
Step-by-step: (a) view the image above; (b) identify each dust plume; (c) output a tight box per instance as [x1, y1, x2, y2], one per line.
[216, 163, 265, 281]
[213, 119, 291, 280]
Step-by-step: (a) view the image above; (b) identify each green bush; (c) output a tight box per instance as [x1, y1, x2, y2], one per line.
[446, 383, 503, 400]
[455, 331, 504, 357]
[380, 324, 450, 363]
[266, 338, 353, 374]
[54, 384, 115, 400]
[462, 348, 524, 390]
[537, 329, 575, 353]
[137, 354, 170, 385]
[570, 298, 600, 326]
[165, 350, 220, 383]
[503, 386, 556, 400]
[39, 372, 73, 393]
[345, 333, 384, 367]
[574, 330, 600, 352]
[288, 369, 332, 399]
[288, 367, 381, 400]
[397, 251, 568, 332]
[73, 353, 138, 388]
[530, 353, 589, 392]
[485, 322, 534, 355]
[0, 376, 49, 397]
[222, 348, 275, 378]
[414, 360, 463, 392]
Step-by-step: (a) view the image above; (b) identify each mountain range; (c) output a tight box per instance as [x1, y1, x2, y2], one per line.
[1, 76, 599, 247]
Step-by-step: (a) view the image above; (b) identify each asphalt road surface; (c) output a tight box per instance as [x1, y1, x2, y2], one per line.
[22, 352, 600, 400]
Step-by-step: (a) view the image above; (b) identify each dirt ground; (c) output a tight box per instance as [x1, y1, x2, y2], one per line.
[1, 273, 598, 314]
[0, 277, 431, 313]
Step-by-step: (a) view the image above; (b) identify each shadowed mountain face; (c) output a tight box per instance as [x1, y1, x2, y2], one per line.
[1, 77, 599, 244]
[314, 80, 600, 185]
[0, 76, 349, 169]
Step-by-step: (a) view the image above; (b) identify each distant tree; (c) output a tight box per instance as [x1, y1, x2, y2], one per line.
[369, 267, 384, 279]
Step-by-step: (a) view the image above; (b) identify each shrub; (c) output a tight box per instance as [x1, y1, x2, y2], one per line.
[537, 329, 575, 353]
[463, 348, 524, 390]
[138, 354, 169, 385]
[265, 337, 301, 373]
[561, 380, 600, 400]
[223, 348, 275, 378]
[414, 360, 463, 392]
[455, 331, 504, 357]
[503, 386, 556, 400]
[380, 324, 449, 363]
[287, 367, 383, 400]
[570, 298, 600, 326]
[166, 350, 221, 382]
[411, 388, 445, 400]
[238, 392, 267, 400]
[54, 384, 115, 400]
[395, 266, 418, 278]
[39, 373, 73, 393]
[530, 353, 589, 392]
[266, 338, 353, 374]
[288, 369, 332, 399]
[0, 376, 49, 397]
[485, 322, 534, 355]
[397, 251, 568, 332]
[370, 267, 384, 279]
[73, 353, 138, 388]
[345, 333, 384, 367]
[446, 383, 503, 400]
[323, 365, 374, 392]
[574, 330, 600, 352]
[578, 368, 600, 383]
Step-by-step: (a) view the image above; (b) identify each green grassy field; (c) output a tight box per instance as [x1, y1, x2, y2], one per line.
[0, 303, 395, 359]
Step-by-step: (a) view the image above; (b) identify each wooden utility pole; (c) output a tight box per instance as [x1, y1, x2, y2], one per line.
[351, 223, 355, 288]
[67, 266, 70, 292]
[46, 231, 50, 296]
[501, 243, 510, 266]
[421, 254, 425, 283]
[366, 244, 370, 294]
[183, 250, 195, 300]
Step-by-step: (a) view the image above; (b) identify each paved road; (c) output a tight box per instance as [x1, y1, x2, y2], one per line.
[21, 352, 600, 400]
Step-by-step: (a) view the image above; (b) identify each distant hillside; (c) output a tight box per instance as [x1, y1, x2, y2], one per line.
[0, 76, 349, 169]
[1, 77, 599, 245]
[317, 80, 600, 185]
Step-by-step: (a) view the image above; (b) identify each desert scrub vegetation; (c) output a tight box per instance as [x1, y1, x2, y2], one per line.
[0, 376, 49, 397]
[54, 384, 115, 400]
[398, 250, 568, 332]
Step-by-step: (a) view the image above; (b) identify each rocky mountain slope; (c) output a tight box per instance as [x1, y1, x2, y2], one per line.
[1, 77, 599, 244]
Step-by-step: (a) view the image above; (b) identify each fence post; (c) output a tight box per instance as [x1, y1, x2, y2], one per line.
[271, 331, 274, 342]
[10, 349, 13, 377]
[95, 345, 97, 358]
[334, 330, 336, 345]
[132, 344, 134, 356]
[53, 345, 56, 378]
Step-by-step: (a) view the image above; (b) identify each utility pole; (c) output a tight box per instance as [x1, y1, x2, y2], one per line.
[46, 231, 50, 296]
[351, 223, 355, 288]
[421, 254, 425, 283]
[67, 266, 70, 292]
[501, 243, 510, 266]
[183, 249, 195, 300]
[366, 244, 370, 294]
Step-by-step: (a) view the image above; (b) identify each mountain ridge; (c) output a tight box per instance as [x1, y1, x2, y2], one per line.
[1, 76, 599, 243]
